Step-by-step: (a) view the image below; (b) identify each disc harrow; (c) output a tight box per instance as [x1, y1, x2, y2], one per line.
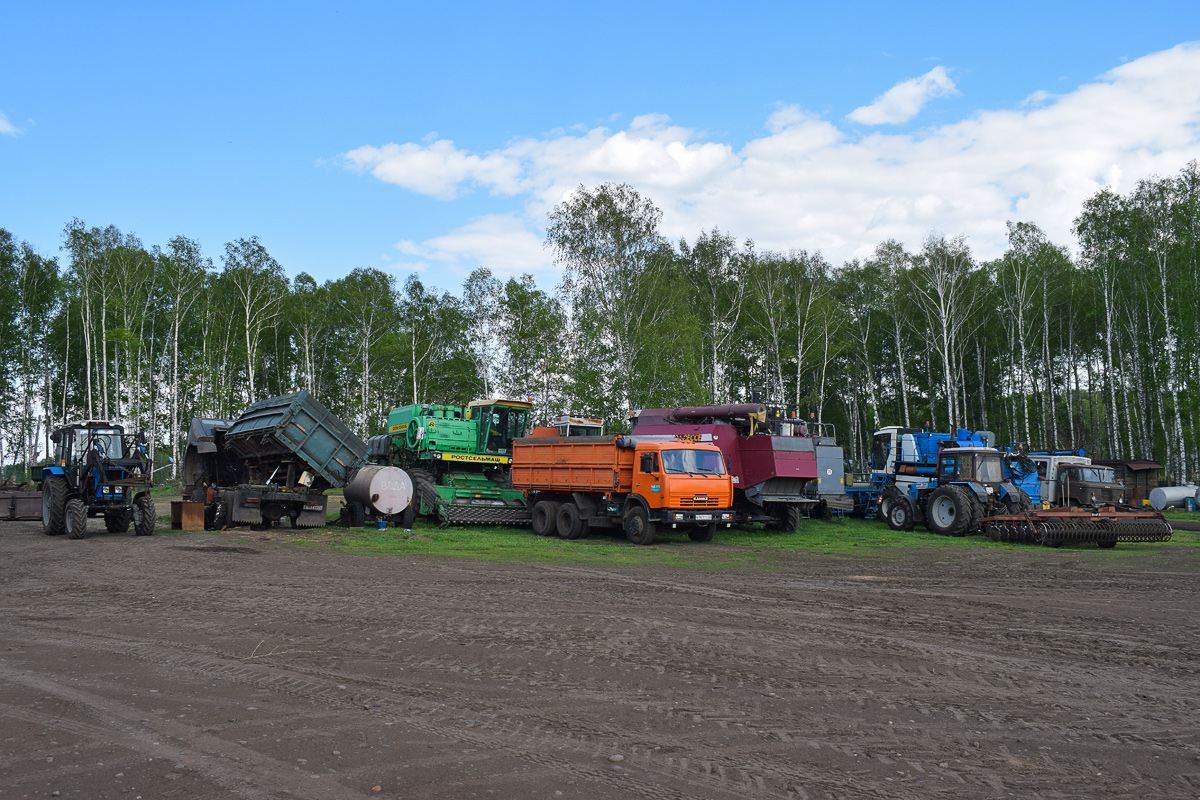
[982, 506, 1172, 548]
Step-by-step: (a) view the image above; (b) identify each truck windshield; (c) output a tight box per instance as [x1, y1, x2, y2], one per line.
[974, 455, 1002, 483]
[1072, 467, 1115, 483]
[481, 407, 529, 455]
[661, 449, 726, 475]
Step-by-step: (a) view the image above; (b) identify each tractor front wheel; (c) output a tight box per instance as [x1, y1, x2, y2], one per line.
[65, 498, 88, 539]
[42, 476, 67, 536]
[133, 494, 156, 536]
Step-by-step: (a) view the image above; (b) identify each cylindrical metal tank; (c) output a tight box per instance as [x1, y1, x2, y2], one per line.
[344, 465, 413, 515]
[1149, 485, 1200, 511]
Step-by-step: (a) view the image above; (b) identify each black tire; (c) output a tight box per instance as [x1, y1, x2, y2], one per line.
[345, 500, 366, 528]
[407, 469, 441, 519]
[205, 500, 228, 531]
[399, 503, 415, 530]
[105, 508, 133, 533]
[886, 497, 915, 531]
[623, 506, 656, 546]
[65, 498, 88, 539]
[133, 494, 155, 536]
[688, 522, 716, 542]
[531, 500, 560, 536]
[959, 487, 984, 534]
[42, 475, 67, 536]
[1004, 487, 1033, 513]
[556, 502, 586, 540]
[768, 503, 801, 532]
[1097, 537, 1117, 549]
[925, 485, 969, 536]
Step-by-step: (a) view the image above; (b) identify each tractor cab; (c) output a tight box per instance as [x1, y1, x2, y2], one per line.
[937, 447, 1004, 486]
[52, 422, 128, 467]
[468, 399, 533, 457]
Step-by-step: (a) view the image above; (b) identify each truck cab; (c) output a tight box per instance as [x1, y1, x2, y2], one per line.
[1030, 453, 1126, 507]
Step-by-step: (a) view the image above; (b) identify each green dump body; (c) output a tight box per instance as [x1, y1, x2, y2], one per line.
[224, 391, 368, 492]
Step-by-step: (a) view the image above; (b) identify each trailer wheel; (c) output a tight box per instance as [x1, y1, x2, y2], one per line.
[886, 497, 915, 531]
[42, 475, 67, 536]
[556, 502, 586, 540]
[105, 508, 132, 533]
[531, 501, 559, 536]
[926, 486, 968, 536]
[623, 507, 656, 546]
[688, 522, 716, 542]
[132, 494, 156, 536]
[65, 498, 88, 539]
[344, 500, 366, 528]
[767, 503, 801, 532]
[399, 503, 415, 530]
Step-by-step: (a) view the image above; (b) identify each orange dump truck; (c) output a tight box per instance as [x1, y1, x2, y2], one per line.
[511, 434, 734, 545]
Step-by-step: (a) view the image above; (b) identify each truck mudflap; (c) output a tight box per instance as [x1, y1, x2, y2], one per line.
[982, 507, 1172, 547]
[222, 487, 329, 528]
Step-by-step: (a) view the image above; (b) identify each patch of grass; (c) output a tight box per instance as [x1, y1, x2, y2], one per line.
[1162, 509, 1199, 521]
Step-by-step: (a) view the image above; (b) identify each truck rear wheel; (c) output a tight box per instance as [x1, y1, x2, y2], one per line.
[531, 501, 559, 536]
[926, 486, 968, 536]
[688, 522, 716, 542]
[105, 508, 132, 533]
[556, 502, 586, 540]
[623, 506, 656, 546]
[133, 494, 156, 536]
[42, 476, 67, 536]
[65, 498, 88, 539]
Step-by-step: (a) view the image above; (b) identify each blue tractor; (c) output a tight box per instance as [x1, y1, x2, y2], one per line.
[868, 427, 1033, 535]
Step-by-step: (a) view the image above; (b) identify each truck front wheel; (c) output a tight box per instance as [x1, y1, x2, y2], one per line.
[556, 502, 586, 540]
[623, 507, 656, 546]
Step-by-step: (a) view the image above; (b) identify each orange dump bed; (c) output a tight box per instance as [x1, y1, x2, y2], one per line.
[511, 436, 633, 493]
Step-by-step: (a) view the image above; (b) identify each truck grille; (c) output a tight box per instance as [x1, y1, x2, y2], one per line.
[679, 497, 720, 508]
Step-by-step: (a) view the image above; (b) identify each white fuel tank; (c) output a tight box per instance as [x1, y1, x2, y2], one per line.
[344, 465, 413, 515]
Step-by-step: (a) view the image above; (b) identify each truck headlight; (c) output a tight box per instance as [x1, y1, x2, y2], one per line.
[673, 513, 684, 520]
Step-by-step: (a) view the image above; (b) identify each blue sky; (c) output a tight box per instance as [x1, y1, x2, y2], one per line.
[2, 2, 1199, 292]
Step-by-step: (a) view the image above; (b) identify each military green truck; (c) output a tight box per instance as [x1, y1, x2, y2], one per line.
[368, 399, 532, 526]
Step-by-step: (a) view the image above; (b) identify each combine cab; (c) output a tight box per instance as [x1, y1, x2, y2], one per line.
[370, 399, 532, 526]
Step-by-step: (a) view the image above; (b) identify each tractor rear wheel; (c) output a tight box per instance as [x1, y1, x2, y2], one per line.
[42, 476, 67, 536]
[105, 508, 132, 533]
[688, 522, 716, 542]
[65, 498, 88, 539]
[623, 506, 656, 546]
[531, 501, 559, 536]
[133, 494, 156, 536]
[926, 486, 969, 536]
[556, 502, 586, 540]
[886, 496, 915, 531]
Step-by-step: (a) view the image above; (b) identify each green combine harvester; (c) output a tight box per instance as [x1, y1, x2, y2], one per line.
[369, 399, 533, 526]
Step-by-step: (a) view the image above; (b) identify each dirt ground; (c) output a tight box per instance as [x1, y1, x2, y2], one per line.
[1, 520, 1198, 799]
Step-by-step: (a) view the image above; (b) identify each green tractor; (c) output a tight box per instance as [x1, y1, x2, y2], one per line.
[369, 399, 533, 526]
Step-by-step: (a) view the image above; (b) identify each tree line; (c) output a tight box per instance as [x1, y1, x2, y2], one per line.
[2, 161, 1198, 484]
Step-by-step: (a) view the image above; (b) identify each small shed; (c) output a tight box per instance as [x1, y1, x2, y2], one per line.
[1093, 459, 1164, 504]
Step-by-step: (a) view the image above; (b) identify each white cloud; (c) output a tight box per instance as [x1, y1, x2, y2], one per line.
[847, 66, 958, 125]
[0, 111, 21, 136]
[393, 214, 550, 283]
[344, 43, 1200, 279]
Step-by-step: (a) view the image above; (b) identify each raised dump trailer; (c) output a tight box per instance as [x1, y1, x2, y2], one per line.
[186, 391, 370, 528]
[511, 434, 734, 545]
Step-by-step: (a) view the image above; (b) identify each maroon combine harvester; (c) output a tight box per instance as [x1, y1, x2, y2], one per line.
[631, 404, 850, 530]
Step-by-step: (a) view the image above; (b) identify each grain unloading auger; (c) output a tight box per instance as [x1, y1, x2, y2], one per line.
[982, 506, 1173, 547]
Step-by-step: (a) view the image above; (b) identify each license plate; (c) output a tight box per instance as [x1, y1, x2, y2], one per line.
[695, 514, 712, 521]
